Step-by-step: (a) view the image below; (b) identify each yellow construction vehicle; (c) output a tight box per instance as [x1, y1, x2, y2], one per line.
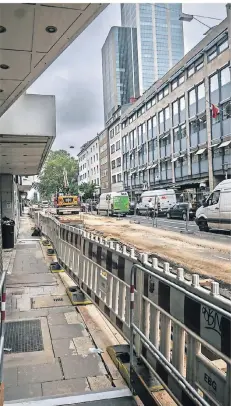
[54, 169, 80, 215]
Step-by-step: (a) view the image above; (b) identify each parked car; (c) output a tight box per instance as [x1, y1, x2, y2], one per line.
[166, 202, 197, 220]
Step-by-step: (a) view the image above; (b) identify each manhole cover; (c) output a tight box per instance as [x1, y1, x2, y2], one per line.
[4, 320, 44, 353]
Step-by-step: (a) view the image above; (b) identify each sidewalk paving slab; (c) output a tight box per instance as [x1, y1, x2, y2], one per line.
[49, 324, 88, 340]
[3, 367, 17, 387]
[47, 312, 68, 326]
[42, 378, 89, 397]
[87, 376, 112, 391]
[61, 354, 107, 380]
[52, 338, 78, 357]
[4, 383, 42, 401]
[18, 361, 63, 385]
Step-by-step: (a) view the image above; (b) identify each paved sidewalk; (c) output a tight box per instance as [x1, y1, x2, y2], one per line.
[3, 213, 116, 403]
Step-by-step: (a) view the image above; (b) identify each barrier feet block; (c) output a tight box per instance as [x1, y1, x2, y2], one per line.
[42, 239, 50, 246]
[49, 262, 64, 273]
[47, 248, 55, 256]
[107, 344, 162, 393]
[66, 286, 91, 305]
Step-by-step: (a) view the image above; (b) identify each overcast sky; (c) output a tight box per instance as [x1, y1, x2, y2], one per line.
[28, 3, 227, 155]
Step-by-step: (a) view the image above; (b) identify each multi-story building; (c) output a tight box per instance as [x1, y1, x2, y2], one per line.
[108, 108, 123, 192]
[99, 128, 111, 193]
[120, 11, 231, 198]
[78, 136, 100, 187]
[102, 26, 140, 123]
[121, 3, 184, 94]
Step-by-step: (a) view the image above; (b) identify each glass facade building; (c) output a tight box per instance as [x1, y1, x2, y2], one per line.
[121, 3, 184, 93]
[102, 26, 140, 124]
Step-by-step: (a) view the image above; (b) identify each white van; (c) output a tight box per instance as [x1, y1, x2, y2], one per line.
[195, 179, 231, 231]
[97, 192, 129, 216]
[136, 189, 176, 216]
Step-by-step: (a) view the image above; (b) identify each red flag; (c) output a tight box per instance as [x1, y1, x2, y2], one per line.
[211, 104, 220, 119]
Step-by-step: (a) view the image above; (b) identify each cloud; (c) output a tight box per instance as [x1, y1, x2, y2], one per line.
[28, 3, 227, 154]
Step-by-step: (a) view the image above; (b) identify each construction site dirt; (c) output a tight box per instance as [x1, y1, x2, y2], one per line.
[78, 214, 231, 291]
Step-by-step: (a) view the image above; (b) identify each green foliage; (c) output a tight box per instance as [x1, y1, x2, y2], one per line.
[79, 182, 96, 201]
[38, 150, 78, 199]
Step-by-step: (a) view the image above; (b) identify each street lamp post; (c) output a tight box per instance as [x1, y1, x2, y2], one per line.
[179, 12, 222, 32]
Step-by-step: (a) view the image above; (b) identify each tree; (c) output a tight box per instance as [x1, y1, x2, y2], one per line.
[79, 182, 96, 201]
[38, 150, 78, 199]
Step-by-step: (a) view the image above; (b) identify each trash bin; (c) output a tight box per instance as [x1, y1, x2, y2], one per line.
[1, 217, 15, 249]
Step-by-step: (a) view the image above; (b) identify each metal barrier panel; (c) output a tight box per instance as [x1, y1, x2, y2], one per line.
[38, 213, 231, 406]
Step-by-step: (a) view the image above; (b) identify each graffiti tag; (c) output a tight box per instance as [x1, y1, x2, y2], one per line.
[202, 306, 221, 336]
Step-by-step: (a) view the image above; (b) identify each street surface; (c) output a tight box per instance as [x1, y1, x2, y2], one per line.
[81, 214, 231, 287]
[126, 214, 231, 245]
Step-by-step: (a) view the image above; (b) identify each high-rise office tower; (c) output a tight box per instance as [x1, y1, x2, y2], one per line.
[102, 26, 140, 123]
[121, 3, 184, 93]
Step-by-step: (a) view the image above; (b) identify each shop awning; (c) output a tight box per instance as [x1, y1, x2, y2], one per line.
[218, 140, 231, 148]
[195, 148, 206, 155]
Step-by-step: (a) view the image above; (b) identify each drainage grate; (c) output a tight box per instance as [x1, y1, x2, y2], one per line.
[4, 320, 44, 353]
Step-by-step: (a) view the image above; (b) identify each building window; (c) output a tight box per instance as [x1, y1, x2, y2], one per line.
[115, 124, 120, 134]
[116, 157, 121, 167]
[210, 73, 219, 92]
[147, 100, 152, 110]
[112, 175, 116, 184]
[219, 39, 228, 53]
[158, 91, 163, 101]
[208, 46, 217, 62]
[223, 101, 231, 121]
[116, 140, 120, 151]
[117, 173, 122, 182]
[195, 56, 204, 72]
[151, 97, 156, 106]
[111, 144, 115, 154]
[197, 82, 205, 100]
[112, 160, 116, 169]
[221, 65, 230, 86]
[207, 35, 228, 63]
[188, 65, 195, 77]
[137, 108, 143, 117]
[180, 96, 185, 111]
[189, 88, 196, 105]
[179, 73, 185, 85]
[164, 86, 169, 97]
[172, 79, 178, 90]
[165, 106, 170, 120]
[159, 110, 164, 124]
[110, 129, 114, 138]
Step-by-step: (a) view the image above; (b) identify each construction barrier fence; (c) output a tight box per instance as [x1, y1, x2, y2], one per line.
[36, 212, 231, 406]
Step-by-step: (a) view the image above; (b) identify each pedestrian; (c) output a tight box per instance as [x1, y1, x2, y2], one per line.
[148, 198, 154, 218]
